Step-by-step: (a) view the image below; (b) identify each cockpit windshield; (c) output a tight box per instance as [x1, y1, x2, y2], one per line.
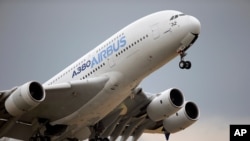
[170, 13, 185, 20]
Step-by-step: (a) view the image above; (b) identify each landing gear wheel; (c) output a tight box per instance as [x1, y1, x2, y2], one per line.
[103, 138, 110, 141]
[29, 137, 35, 141]
[67, 138, 79, 141]
[178, 50, 192, 69]
[185, 61, 192, 69]
[179, 61, 186, 69]
[89, 137, 109, 141]
[29, 136, 51, 141]
[179, 61, 192, 69]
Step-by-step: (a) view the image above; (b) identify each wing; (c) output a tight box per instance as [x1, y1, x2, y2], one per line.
[22, 76, 109, 122]
[0, 76, 109, 140]
[0, 80, 199, 141]
[90, 87, 199, 141]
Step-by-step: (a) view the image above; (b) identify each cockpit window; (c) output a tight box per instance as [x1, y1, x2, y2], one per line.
[170, 14, 185, 20]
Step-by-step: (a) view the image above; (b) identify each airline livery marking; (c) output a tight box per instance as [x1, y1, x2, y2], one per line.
[72, 36, 127, 78]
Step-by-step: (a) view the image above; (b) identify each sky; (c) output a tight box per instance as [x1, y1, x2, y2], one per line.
[0, 0, 250, 141]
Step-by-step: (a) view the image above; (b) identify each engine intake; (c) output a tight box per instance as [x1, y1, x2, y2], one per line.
[163, 101, 199, 133]
[5, 81, 45, 117]
[147, 88, 184, 121]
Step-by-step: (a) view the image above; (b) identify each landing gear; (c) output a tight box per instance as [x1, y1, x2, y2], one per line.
[179, 51, 192, 69]
[89, 137, 109, 141]
[67, 138, 79, 141]
[29, 135, 51, 141]
[89, 123, 110, 141]
[179, 60, 191, 69]
[29, 118, 68, 141]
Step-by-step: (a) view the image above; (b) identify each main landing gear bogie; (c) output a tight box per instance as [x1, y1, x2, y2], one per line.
[29, 136, 51, 141]
[89, 137, 109, 141]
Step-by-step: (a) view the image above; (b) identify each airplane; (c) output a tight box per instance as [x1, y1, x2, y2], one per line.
[0, 10, 201, 141]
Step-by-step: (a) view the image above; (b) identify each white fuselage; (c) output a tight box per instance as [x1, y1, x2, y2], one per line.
[43, 10, 200, 127]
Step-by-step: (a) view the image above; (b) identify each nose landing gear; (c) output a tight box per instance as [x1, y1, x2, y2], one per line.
[178, 51, 191, 69]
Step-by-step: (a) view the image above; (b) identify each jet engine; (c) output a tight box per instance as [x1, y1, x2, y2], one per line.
[147, 88, 184, 121]
[163, 101, 199, 133]
[4, 81, 45, 117]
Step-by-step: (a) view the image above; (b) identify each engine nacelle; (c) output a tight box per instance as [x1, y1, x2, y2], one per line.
[163, 101, 199, 133]
[5, 81, 46, 117]
[147, 88, 184, 121]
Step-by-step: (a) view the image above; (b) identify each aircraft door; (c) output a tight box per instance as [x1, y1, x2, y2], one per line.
[151, 24, 160, 40]
[108, 55, 116, 68]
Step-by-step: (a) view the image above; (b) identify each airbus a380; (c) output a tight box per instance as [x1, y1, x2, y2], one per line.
[0, 10, 201, 141]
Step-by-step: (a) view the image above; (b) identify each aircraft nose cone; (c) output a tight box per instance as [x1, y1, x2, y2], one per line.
[189, 16, 201, 35]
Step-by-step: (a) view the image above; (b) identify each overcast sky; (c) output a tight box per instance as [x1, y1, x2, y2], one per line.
[1, 0, 250, 141]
